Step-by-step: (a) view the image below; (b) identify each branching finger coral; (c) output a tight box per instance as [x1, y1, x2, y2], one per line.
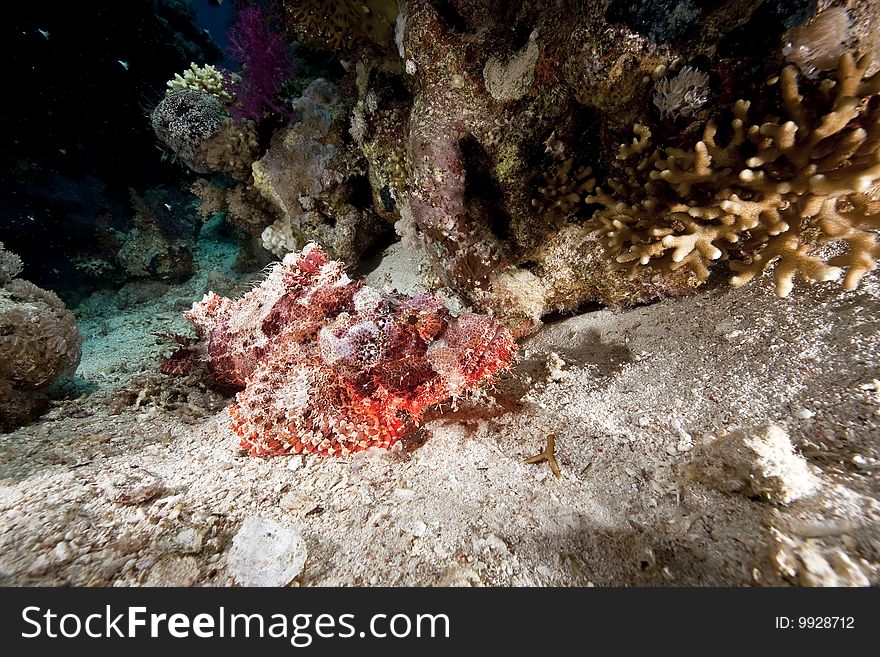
[587, 53, 880, 296]
[166, 62, 231, 102]
[531, 159, 596, 221]
[174, 244, 516, 456]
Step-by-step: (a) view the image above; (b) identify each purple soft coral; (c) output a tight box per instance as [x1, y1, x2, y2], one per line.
[226, 6, 295, 122]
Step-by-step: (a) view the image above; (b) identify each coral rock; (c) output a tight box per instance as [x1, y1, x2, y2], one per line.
[0, 245, 82, 431]
[253, 79, 386, 263]
[400, 0, 700, 334]
[227, 516, 307, 586]
[151, 89, 226, 173]
[688, 423, 817, 505]
[181, 244, 516, 456]
[116, 189, 196, 283]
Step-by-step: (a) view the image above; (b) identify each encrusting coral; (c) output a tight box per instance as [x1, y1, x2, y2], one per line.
[170, 244, 516, 456]
[586, 53, 880, 296]
[0, 243, 82, 431]
[151, 89, 259, 178]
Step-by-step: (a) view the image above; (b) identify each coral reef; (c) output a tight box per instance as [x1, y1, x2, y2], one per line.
[252, 79, 387, 262]
[147, 1, 879, 333]
[280, 0, 399, 52]
[175, 73, 388, 265]
[397, 0, 704, 334]
[586, 53, 880, 296]
[173, 244, 515, 456]
[0, 244, 82, 431]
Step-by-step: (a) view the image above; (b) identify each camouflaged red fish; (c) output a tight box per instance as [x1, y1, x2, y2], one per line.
[179, 244, 516, 456]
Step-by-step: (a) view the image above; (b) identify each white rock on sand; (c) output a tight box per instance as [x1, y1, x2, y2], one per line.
[227, 516, 307, 587]
[687, 423, 818, 504]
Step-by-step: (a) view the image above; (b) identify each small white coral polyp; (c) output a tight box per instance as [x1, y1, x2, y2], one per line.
[182, 244, 516, 456]
[653, 66, 710, 120]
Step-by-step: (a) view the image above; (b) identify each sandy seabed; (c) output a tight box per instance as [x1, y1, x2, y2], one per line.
[1, 240, 878, 587]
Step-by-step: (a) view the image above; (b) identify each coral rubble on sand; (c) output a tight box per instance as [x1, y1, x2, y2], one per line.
[172, 244, 515, 456]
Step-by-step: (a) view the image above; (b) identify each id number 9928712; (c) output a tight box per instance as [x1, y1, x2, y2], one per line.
[775, 617, 854, 629]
